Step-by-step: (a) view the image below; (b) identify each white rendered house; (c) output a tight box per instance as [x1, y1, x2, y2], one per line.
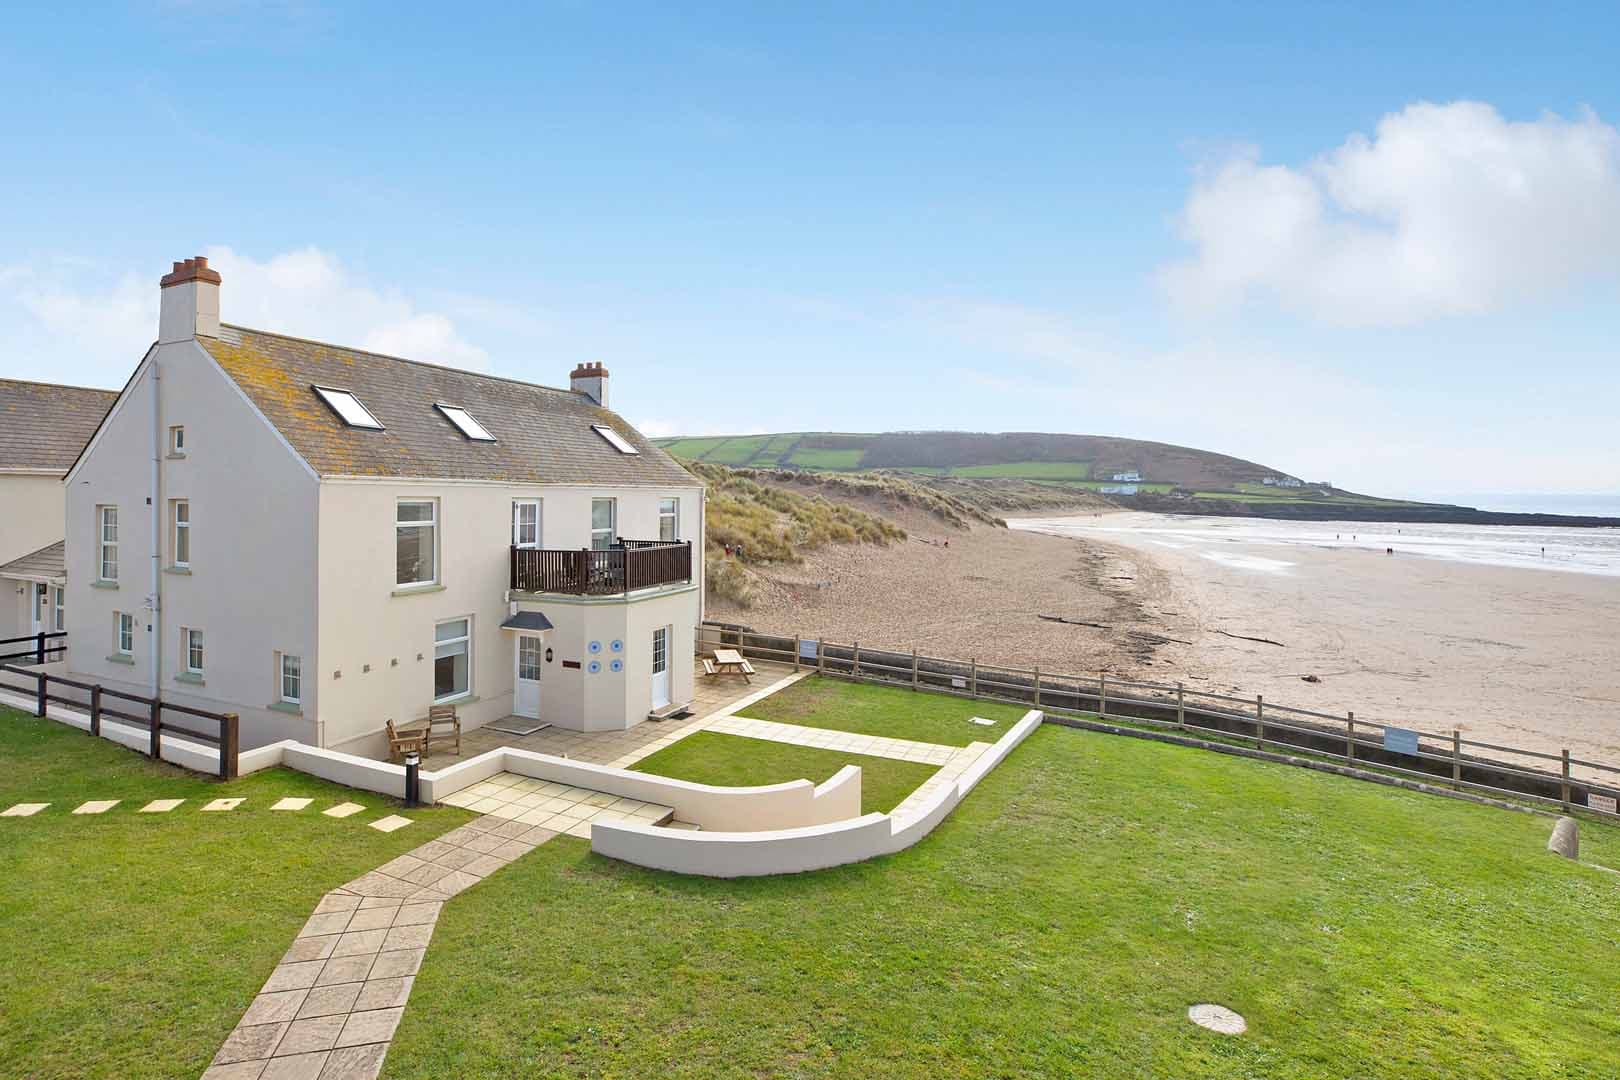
[65, 256, 704, 754]
[0, 379, 116, 647]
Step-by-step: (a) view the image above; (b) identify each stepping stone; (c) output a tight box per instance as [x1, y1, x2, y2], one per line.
[271, 797, 314, 811]
[73, 800, 120, 815]
[323, 802, 365, 818]
[202, 798, 246, 812]
[368, 814, 413, 833]
[2, 803, 48, 817]
[140, 799, 185, 813]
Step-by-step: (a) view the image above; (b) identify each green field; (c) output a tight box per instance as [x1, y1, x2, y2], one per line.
[659, 436, 733, 460]
[631, 730, 939, 814]
[786, 447, 867, 469]
[385, 682, 1620, 1078]
[0, 708, 471, 1080]
[701, 435, 775, 465]
[950, 460, 1094, 479]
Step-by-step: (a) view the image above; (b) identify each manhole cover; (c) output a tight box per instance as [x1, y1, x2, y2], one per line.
[1188, 1004, 1246, 1035]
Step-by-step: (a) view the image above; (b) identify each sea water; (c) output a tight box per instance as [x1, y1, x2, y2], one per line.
[1009, 514, 1620, 578]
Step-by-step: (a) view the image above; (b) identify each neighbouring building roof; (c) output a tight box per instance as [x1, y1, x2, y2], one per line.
[0, 540, 66, 582]
[198, 325, 696, 487]
[0, 379, 118, 473]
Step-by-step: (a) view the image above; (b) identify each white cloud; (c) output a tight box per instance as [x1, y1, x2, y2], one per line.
[1160, 101, 1620, 326]
[2, 246, 489, 387]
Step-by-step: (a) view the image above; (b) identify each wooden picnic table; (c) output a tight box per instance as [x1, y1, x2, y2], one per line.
[708, 648, 755, 683]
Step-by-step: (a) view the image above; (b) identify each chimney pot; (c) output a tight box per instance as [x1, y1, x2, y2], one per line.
[158, 252, 222, 342]
[570, 360, 610, 407]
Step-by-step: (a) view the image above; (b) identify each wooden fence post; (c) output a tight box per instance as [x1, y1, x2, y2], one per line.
[36, 631, 46, 665]
[969, 658, 977, 699]
[1346, 711, 1356, 763]
[912, 648, 919, 690]
[89, 685, 102, 737]
[1099, 674, 1108, 718]
[1176, 682, 1186, 731]
[817, 635, 825, 675]
[1255, 694, 1265, 749]
[793, 636, 801, 673]
[1452, 730, 1461, 790]
[35, 670, 47, 717]
[1033, 665, 1041, 707]
[149, 697, 162, 760]
[1561, 749, 1571, 810]
[221, 714, 240, 780]
[852, 641, 861, 679]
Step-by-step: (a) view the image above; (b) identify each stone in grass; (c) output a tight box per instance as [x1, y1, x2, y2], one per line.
[323, 802, 366, 818]
[1547, 816, 1579, 860]
[140, 799, 185, 813]
[1188, 1003, 1246, 1035]
[369, 815, 414, 833]
[72, 800, 120, 814]
[202, 798, 246, 812]
[2, 803, 49, 817]
[271, 797, 315, 811]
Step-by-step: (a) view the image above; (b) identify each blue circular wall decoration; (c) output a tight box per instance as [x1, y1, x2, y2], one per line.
[609, 659, 623, 672]
[610, 639, 624, 653]
[588, 640, 603, 654]
[587, 660, 602, 674]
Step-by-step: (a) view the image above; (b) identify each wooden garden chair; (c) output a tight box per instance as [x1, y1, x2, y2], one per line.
[385, 719, 428, 763]
[423, 703, 462, 756]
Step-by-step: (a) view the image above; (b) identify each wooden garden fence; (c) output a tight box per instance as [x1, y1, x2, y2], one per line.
[0, 652, 239, 780]
[696, 622, 1620, 823]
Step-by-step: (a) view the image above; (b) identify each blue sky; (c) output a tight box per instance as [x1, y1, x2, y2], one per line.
[3, 2, 1619, 498]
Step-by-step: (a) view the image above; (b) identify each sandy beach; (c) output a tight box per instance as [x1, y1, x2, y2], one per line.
[709, 501, 1620, 770]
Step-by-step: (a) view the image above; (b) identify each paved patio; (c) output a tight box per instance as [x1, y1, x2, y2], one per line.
[406, 658, 800, 770]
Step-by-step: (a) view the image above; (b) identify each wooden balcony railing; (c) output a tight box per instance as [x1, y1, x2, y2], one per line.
[510, 540, 693, 595]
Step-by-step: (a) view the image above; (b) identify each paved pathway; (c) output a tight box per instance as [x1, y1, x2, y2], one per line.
[202, 784, 674, 1080]
[1, 797, 413, 833]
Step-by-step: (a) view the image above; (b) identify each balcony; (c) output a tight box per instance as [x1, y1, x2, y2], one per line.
[510, 540, 693, 596]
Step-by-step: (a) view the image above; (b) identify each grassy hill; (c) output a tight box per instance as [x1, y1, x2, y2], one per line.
[658, 430, 1446, 517]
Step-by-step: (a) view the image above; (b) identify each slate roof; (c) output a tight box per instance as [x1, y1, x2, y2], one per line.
[0, 379, 118, 473]
[198, 325, 695, 487]
[0, 540, 66, 582]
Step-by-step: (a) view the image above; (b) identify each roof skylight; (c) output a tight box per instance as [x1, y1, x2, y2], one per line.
[591, 424, 639, 454]
[312, 385, 383, 430]
[436, 403, 496, 442]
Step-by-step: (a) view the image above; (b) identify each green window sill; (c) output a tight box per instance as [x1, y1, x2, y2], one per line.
[91, 580, 119, 590]
[174, 671, 205, 686]
[267, 701, 303, 715]
[392, 583, 446, 597]
[106, 654, 135, 665]
[163, 566, 192, 576]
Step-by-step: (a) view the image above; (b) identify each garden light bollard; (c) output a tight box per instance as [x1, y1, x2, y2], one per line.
[404, 751, 421, 808]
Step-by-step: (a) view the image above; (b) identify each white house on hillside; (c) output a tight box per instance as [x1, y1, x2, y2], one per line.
[65, 256, 704, 754]
[0, 379, 117, 645]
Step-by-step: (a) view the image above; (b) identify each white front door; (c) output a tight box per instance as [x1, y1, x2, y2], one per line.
[514, 635, 542, 718]
[650, 626, 671, 709]
[29, 584, 48, 636]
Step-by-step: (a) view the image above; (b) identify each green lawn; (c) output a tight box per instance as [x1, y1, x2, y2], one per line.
[0, 707, 472, 1080]
[630, 730, 939, 814]
[745, 675, 1030, 745]
[385, 723, 1620, 1079]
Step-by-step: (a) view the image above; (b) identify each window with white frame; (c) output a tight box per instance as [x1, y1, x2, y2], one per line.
[396, 500, 438, 586]
[518, 636, 541, 681]
[658, 497, 679, 542]
[172, 500, 191, 568]
[512, 499, 540, 549]
[312, 385, 384, 429]
[53, 587, 64, 632]
[279, 653, 302, 705]
[115, 612, 133, 656]
[169, 425, 186, 455]
[590, 424, 639, 454]
[590, 498, 616, 550]
[435, 403, 496, 442]
[183, 628, 205, 674]
[98, 506, 118, 581]
[434, 617, 471, 702]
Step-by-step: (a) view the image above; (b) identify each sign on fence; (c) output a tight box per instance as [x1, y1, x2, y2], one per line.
[1589, 793, 1618, 815]
[1383, 727, 1420, 756]
[799, 638, 819, 660]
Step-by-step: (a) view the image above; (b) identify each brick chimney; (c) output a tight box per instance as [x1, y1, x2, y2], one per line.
[570, 361, 609, 407]
[158, 255, 222, 343]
